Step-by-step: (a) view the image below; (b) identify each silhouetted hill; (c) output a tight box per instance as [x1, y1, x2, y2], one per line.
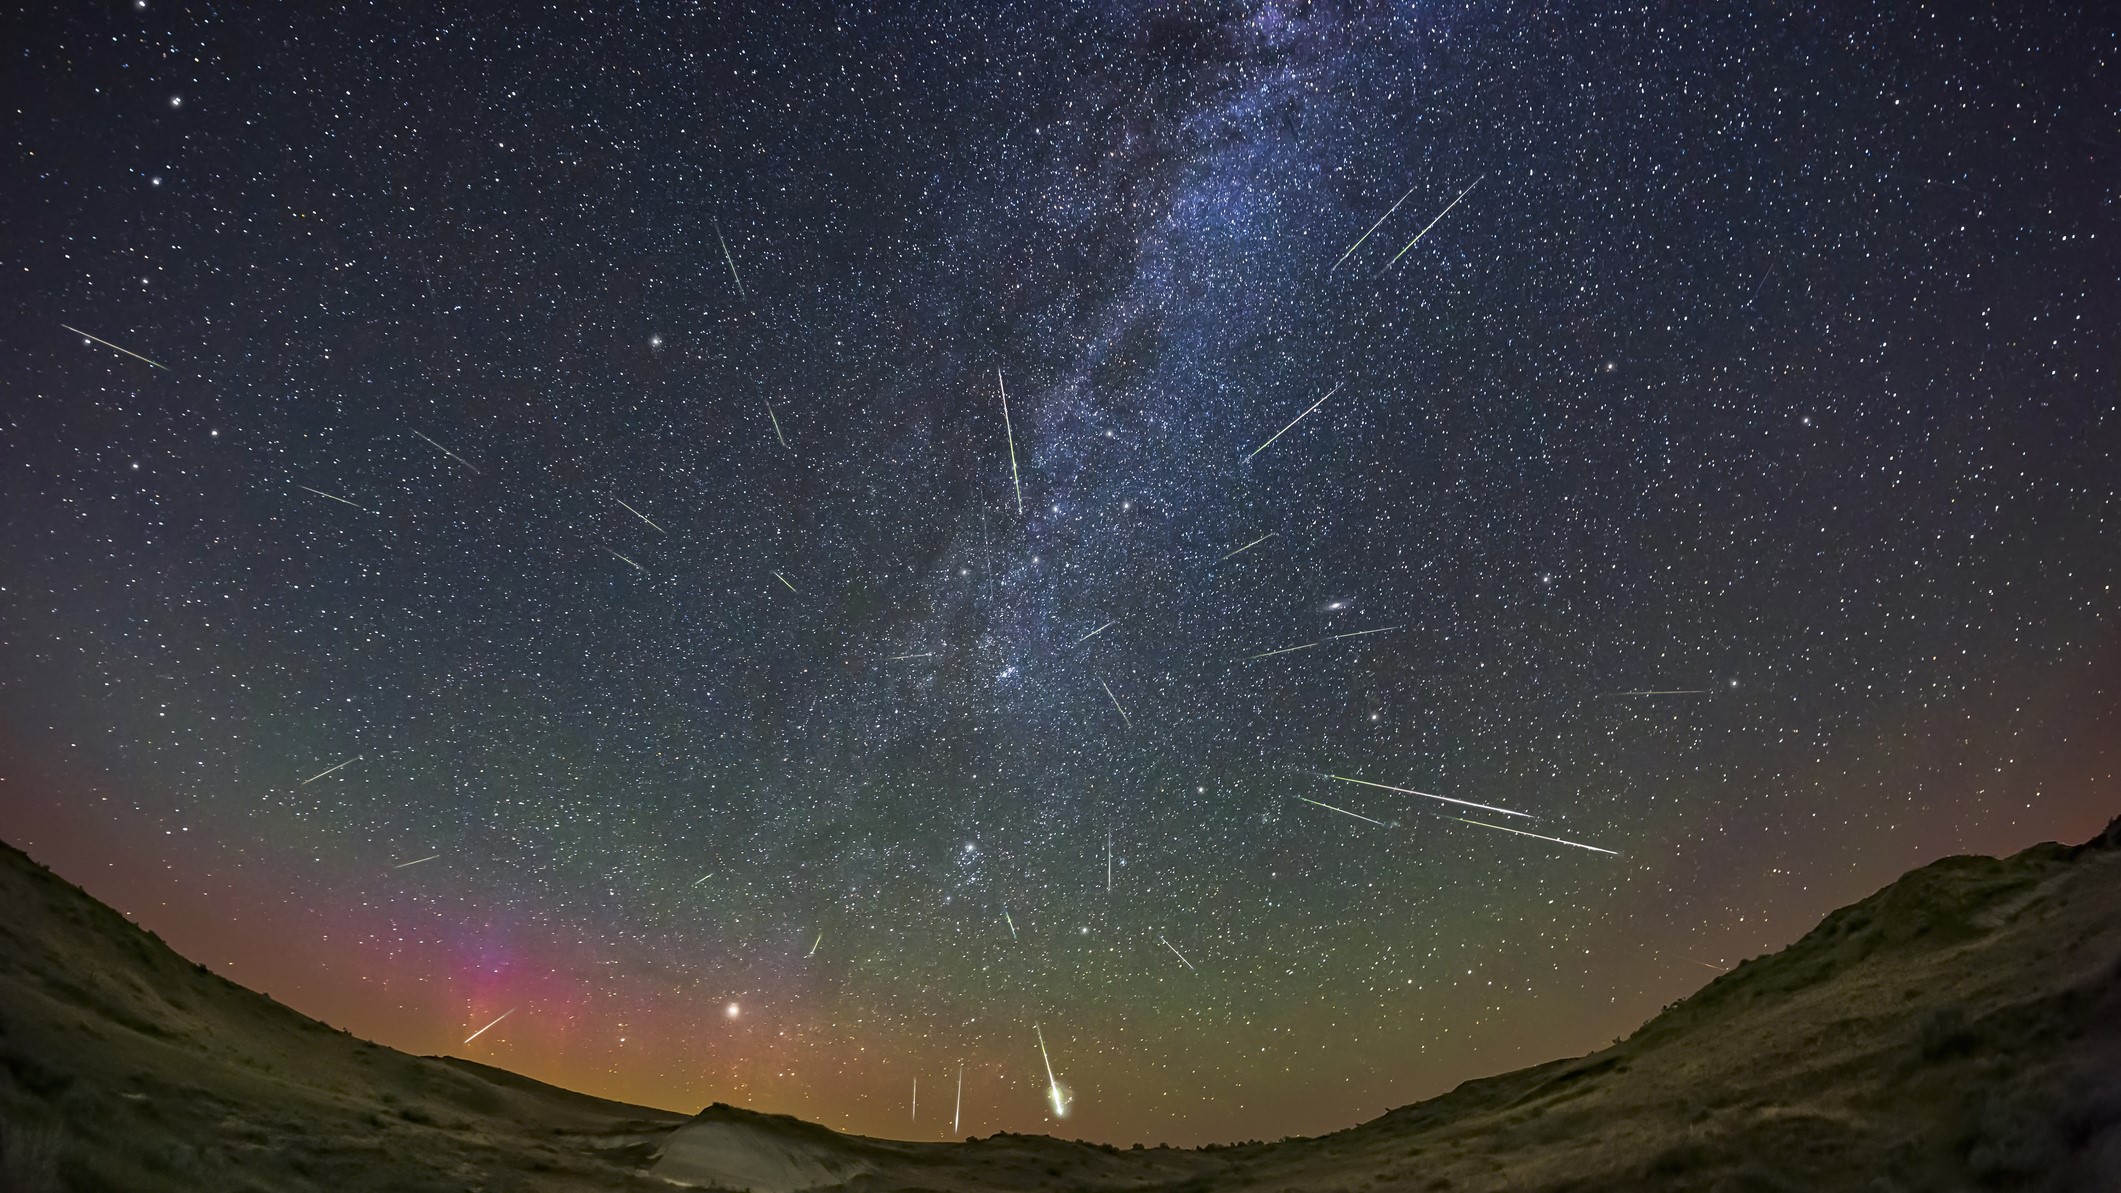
[3, 819, 2117, 1191]
[0, 839, 682, 1191]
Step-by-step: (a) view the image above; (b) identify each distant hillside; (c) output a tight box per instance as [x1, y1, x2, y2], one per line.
[3, 818, 2117, 1192]
[0, 838, 683, 1192]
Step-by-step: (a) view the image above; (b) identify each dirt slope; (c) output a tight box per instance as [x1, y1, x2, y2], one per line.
[0, 840, 681, 1192]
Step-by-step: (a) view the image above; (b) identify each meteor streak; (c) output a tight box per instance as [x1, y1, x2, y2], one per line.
[393, 854, 440, 869]
[807, 931, 823, 957]
[1246, 640, 1321, 661]
[1452, 816, 1619, 856]
[1003, 906, 1017, 940]
[1247, 626, 1400, 661]
[1328, 774, 1537, 820]
[1106, 827, 1113, 893]
[764, 400, 789, 449]
[887, 651, 935, 661]
[1606, 689, 1709, 697]
[410, 428, 480, 474]
[1099, 679, 1132, 729]
[1246, 382, 1343, 461]
[1381, 177, 1483, 273]
[1157, 934, 1197, 971]
[614, 497, 665, 533]
[297, 485, 374, 514]
[1070, 620, 1116, 647]
[999, 371, 1023, 514]
[608, 548, 646, 573]
[1330, 182, 1417, 271]
[692, 873, 713, 886]
[1297, 795, 1388, 827]
[954, 1064, 963, 1135]
[772, 570, 797, 592]
[462, 1008, 515, 1043]
[713, 219, 746, 299]
[1744, 265, 1775, 308]
[59, 324, 167, 370]
[1033, 1024, 1068, 1117]
[1218, 532, 1277, 561]
[300, 755, 361, 785]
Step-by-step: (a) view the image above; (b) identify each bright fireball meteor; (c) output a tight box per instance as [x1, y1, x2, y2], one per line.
[1033, 1023, 1068, 1118]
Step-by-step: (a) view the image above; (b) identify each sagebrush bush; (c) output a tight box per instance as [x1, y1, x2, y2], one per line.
[0, 1115, 64, 1193]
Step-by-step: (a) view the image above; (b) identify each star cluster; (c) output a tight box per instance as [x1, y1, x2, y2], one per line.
[1, 1, 2114, 1145]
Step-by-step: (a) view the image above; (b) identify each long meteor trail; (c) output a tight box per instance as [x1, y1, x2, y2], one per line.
[1330, 183, 1417, 271]
[1246, 625, 1400, 661]
[764, 400, 789, 449]
[299, 485, 373, 514]
[1297, 795, 1387, 827]
[1157, 934, 1197, 972]
[59, 324, 167, 370]
[887, 651, 935, 661]
[714, 219, 746, 299]
[1099, 679, 1132, 729]
[614, 497, 665, 533]
[300, 755, 361, 785]
[462, 1008, 515, 1043]
[1246, 382, 1342, 461]
[1033, 1024, 1067, 1117]
[1453, 817, 1619, 856]
[410, 428, 480, 474]
[1328, 774, 1536, 820]
[1381, 178, 1483, 273]
[1218, 532, 1277, 561]
[999, 371, 1023, 514]
[1070, 620, 1116, 647]
[393, 854, 441, 870]
[608, 548, 646, 573]
[1606, 689, 1709, 697]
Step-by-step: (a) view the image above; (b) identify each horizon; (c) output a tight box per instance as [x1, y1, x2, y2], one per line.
[6, 812, 2115, 1149]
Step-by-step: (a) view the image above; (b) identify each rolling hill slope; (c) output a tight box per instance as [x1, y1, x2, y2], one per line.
[3, 817, 2117, 1191]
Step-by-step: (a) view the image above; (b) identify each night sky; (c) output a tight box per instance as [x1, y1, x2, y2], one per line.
[2, 0, 2116, 1148]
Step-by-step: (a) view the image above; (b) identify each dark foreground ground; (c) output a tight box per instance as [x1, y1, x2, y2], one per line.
[3, 818, 2118, 1192]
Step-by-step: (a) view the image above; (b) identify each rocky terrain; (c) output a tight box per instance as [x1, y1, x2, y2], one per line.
[4, 817, 2118, 1191]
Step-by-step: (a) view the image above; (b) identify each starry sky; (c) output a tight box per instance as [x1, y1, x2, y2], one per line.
[2, 0, 2116, 1148]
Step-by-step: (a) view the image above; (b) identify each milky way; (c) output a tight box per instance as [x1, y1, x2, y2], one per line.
[2, 2, 2115, 1145]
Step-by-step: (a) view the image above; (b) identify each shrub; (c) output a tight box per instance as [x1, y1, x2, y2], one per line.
[0, 1116, 63, 1193]
[1916, 1008, 1980, 1061]
[1965, 1098, 2063, 1181]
